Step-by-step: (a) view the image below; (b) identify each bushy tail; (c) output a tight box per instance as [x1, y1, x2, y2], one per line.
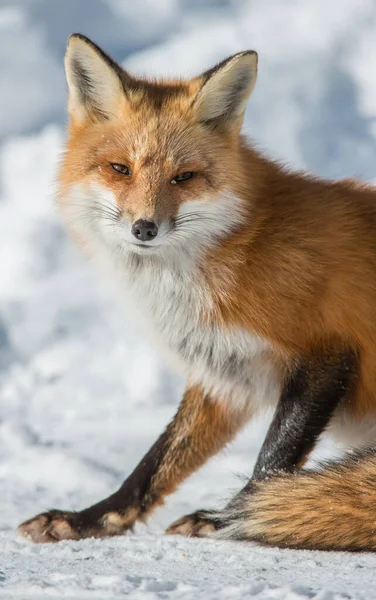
[218, 449, 376, 551]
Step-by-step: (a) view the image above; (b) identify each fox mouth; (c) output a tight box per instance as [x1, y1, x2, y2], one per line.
[129, 242, 158, 253]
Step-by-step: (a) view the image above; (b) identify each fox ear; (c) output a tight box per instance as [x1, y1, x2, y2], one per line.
[64, 34, 125, 124]
[194, 51, 257, 129]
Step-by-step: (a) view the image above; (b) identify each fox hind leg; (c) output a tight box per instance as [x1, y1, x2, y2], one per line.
[168, 346, 358, 540]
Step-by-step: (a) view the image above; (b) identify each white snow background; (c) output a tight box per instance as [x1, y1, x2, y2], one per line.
[1, 0, 376, 598]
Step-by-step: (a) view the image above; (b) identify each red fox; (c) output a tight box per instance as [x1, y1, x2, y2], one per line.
[18, 33, 376, 551]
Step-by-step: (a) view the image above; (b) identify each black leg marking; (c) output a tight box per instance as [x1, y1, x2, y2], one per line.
[18, 425, 173, 543]
[166, 347, 359, 540]
[204, 346, 360, 538]
[252, 347, 357, 481]
[18, 386, 245, 543]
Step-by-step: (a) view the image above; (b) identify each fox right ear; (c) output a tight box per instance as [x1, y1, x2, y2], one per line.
[194, 51, 258, 131]
[64, 34, 126, 124]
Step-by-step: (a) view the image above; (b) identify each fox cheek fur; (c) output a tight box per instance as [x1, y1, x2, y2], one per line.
[18, 33, 376, 553]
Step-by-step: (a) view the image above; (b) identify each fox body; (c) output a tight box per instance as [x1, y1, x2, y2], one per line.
[18, 34, 376, 551]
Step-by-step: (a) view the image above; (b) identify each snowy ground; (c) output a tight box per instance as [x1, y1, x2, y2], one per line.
[2, 0, 376, 598]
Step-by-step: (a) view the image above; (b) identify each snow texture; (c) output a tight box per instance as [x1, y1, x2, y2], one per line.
[1, 0, 376, 598]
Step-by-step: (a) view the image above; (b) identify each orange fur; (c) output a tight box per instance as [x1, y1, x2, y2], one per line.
[33, 34, 376, 550]
[240, 451, 376, 551]
[58, 62, 376, 422]
[148, 385, 249, 502]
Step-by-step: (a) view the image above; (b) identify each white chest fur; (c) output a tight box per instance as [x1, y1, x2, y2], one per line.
[65, 183, 281, 412]
[112, 254, 281, 413]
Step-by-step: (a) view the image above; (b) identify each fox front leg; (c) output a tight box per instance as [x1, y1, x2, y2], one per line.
[167, 346, 358, 539]
[18, 386, 248, 543]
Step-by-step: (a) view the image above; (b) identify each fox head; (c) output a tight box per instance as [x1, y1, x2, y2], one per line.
[57, 34, 257, 261]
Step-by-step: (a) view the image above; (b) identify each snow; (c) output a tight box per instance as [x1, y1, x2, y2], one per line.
[1, 0, 376, 598]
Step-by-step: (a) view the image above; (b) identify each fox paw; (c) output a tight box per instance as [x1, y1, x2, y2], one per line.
[18, 507, 138, 543]
[166, 510, 220, 538]
[18, 510, 81, 543]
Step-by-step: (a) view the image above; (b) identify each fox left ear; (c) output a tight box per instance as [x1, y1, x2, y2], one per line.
[64, 33, 126, 125]
[194, 51, 258, 130]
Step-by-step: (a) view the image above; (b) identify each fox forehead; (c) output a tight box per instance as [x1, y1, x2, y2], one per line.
[69, 92, 224, 171]
[98, 120, 211, 167]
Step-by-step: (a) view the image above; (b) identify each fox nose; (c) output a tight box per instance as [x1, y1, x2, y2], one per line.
[131, 219, 158, 242]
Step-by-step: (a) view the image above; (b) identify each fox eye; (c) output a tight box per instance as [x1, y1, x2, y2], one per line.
[110, 163, 131, 176]
[171, 172, 194, 184]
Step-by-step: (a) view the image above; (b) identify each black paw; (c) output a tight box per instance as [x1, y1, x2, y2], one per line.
[166, 510, 222, 538]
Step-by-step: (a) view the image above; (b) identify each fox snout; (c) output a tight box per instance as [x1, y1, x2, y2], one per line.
[131, 219, 159, 242]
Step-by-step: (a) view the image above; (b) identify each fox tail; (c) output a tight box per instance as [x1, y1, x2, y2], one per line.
[217, 449, 376, 551]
